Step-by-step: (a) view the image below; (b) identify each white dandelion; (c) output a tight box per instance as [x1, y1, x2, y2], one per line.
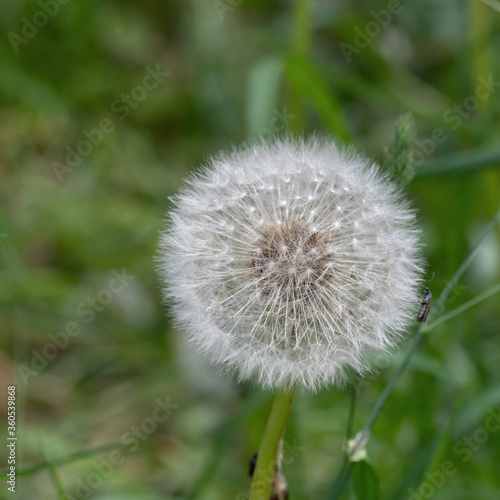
[158, 137, 424, 391]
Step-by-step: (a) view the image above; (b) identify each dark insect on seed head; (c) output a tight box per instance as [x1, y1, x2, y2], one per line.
[416, 285, 432, 323]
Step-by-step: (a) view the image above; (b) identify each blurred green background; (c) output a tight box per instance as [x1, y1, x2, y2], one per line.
[1, 0, 500, 499]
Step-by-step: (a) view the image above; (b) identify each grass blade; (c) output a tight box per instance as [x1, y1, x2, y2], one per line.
[0, 442, 127, 477]
[286, 55, 350, 142]
[415, 146, 500, 178]
[424, 282, 500, 333]
[37, 442, 69, 500]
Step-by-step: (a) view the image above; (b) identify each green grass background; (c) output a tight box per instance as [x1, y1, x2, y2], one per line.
[1, 0, 500, 499]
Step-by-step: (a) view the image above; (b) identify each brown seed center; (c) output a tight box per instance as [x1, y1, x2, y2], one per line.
[252, 221, 335, 306]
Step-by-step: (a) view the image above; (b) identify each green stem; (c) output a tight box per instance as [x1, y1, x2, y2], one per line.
[248, 388, 295, 500]
[292, 0, 312, 55]
[424, 282, 500, 333]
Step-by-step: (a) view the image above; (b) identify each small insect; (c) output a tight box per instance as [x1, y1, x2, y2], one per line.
[416, 285, 432, 323]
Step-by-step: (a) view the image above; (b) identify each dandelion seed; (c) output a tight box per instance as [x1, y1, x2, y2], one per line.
[158, 137, 424, 391]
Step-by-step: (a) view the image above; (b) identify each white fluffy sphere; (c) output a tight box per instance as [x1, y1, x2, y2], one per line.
[158, 138, 423, 391]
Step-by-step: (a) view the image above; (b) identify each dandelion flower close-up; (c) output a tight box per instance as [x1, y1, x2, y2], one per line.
[158, 137, 424, 391]
[7, 2, 500, 498]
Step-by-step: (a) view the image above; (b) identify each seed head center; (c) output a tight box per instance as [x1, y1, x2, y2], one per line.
[252, 221, 334, 303]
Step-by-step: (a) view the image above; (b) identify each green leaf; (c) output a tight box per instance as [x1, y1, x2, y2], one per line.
[351, 460, 380, 500]
[285, 54, 350, 142]
[415, 146, 500, 178]
[246, 56, 284, 137]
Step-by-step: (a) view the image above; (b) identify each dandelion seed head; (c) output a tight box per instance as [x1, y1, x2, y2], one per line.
[158, 137, 424, 391]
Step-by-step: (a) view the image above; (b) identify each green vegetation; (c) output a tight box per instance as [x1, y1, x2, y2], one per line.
[1, 1, 500, 499]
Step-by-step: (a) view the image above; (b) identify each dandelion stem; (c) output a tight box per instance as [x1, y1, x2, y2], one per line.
[248, 388, 295, 500]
